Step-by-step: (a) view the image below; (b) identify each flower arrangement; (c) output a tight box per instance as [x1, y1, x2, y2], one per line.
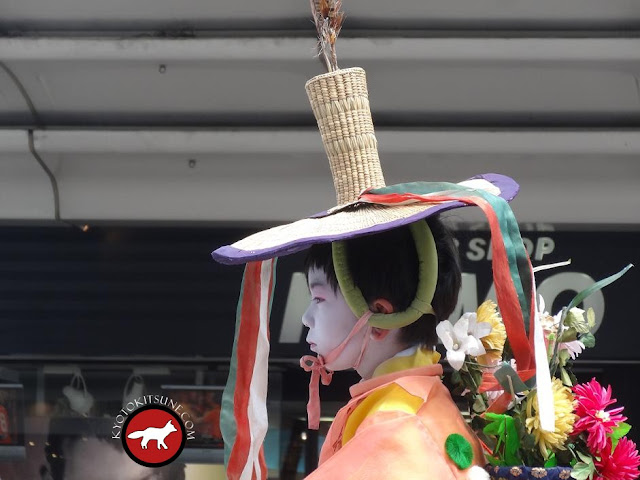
[436, 264, 639, 480]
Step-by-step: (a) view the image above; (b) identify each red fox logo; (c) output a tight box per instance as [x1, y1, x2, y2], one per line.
[127, 420, 177, 450]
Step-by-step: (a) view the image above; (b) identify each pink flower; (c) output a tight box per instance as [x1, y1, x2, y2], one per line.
[595, 437, 640, 480]
[572, 378, 627, 452]
[559, 339, 585, 360]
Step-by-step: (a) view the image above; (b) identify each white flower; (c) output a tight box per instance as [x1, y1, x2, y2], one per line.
[460, 312, 493, 341]
[436, 316, 488, 371]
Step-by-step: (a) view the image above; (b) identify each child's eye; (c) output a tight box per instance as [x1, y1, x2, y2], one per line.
[313, 297, 324, 304]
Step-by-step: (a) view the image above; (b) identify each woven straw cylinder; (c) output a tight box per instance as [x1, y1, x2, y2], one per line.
[305, 67, 386, 206]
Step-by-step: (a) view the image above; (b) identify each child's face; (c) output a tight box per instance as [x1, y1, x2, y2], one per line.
[302, 266, 367, 371]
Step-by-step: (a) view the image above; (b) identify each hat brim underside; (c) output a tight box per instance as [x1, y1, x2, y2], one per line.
[211, 173, 519, 265]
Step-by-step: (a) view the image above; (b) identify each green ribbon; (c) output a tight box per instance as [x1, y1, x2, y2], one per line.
[483, 412, 521, 466]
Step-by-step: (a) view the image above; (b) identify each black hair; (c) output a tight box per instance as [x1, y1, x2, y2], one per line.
[303, 216, 461, 348]
[44, 417, 186, 480]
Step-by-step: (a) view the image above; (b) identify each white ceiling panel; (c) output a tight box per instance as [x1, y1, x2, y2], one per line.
[0, 130, 56, 219]
[2, 37, 640, 127]
[0, 129, 636, 224]
[0, 66, 37, 125]
[2, 0, 639, 30]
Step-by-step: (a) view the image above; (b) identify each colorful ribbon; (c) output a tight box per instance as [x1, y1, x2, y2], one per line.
[221, 259, 276, 480]
[358, 182, 544, 417]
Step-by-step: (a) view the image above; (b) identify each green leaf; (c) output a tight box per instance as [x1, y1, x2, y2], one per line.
[587, 308, 596, 329]
[613, 437, 621, 451]
[547, 333, 557, 359]
[576, 451, 594, 465]
[580, 333, 596, 348]
[482, 413, 521, 465]
[612, 422, 632, 450]
[565, 309, 590, 334]
[484, 412, 503, 421]
[472, 396, 485, 413]
[558, 349, 571, 367]
[494, 363, 530, 393]
[560, 367, 573, 387]
[560, 327, 579, 343]
[612, 422, 632, 439]
[545, 453, 558, 467]
[567, 264, 634, 312]
[522, 432, 536, 453]
[483, 417, 504, 436]
[571, 461, 595, 480]
[569, 369, 578, 386]
[503, 416, 521, 465]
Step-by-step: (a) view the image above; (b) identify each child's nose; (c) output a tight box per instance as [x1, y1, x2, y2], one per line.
[301, 306, 313, 328]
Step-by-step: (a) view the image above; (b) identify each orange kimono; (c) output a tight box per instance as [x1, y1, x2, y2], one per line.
[306, 348, 488, 480]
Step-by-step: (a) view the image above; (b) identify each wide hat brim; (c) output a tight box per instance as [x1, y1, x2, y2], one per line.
[212, 172, 518, 265]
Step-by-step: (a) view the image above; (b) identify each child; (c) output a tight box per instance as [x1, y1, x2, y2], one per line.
[212, 65, 521, 480]
[299, 217, 488, 479]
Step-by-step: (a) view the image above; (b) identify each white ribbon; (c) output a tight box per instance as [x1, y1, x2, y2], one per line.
[531, 259, 573, 432]
[533, 289, 555, 432]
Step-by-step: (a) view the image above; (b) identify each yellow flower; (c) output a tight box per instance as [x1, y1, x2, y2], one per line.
[525, 378, 577, 459]
[475, 300, 506, 366]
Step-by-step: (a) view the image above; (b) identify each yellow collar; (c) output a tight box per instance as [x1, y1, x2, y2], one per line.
[372, 346, 441, 378]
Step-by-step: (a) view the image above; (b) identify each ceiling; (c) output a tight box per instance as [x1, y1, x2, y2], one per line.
[1, 0, 639, 224]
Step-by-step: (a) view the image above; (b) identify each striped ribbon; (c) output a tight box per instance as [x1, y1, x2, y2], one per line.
[221, 259, 277, 480]
[360, 182, 536, 373]
[359, 182, 555, 422]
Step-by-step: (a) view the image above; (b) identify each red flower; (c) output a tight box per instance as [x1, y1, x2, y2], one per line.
[573, 378, 627, 452]
[595, 437, 640, 480]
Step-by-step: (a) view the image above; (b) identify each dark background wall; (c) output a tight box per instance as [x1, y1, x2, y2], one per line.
[0, 224, 638, 440]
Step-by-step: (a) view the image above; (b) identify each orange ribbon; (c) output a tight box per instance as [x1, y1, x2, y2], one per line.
[300, 311, 373, 430]
[300, 355, 333, 430]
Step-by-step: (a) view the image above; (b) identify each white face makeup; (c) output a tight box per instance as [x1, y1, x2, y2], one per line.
[302, 267, 367, 371]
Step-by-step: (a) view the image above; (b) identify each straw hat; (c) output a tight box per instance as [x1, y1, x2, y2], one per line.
[212, 67, 518, 265]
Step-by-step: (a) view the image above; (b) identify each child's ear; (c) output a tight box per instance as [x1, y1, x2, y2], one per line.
[370, 299, 395, 340]
[370, 298, 394, 315]
[371, 327, 390, 340]
[370, 298, 395, 340]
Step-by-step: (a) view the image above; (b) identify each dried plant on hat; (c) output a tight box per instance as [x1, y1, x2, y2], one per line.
[310, 0, 345, 72]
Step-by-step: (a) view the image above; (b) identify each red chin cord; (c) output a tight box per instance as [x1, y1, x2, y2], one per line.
[300, 311, 373, 429]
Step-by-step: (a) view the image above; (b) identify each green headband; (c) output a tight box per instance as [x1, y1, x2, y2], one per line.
[331, 221, 438, 329]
